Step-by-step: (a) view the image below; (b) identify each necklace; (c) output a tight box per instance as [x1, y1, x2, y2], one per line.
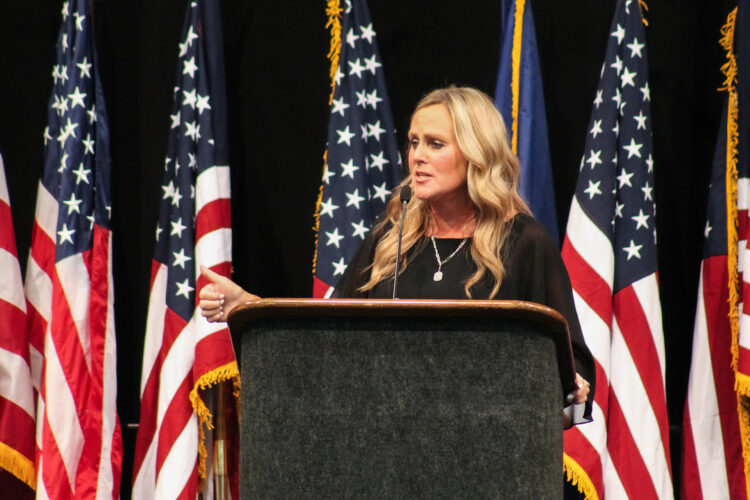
[430, 236, 468, 282]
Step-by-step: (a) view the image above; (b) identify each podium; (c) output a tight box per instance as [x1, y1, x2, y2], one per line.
[227, 299, 577, 498]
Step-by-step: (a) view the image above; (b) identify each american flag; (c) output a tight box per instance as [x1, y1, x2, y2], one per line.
[24, 0, 122, 497]
[561, 1, 673, 498]
[683, 5, 750, 498]
[0, 155, 35, 492]
[131, 0, 238, 497]
[313, 0, 403, 297]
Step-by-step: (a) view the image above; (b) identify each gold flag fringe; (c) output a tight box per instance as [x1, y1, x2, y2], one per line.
[563, 453, 599, 500]
[0, 442, 35, 489]
[509, 0, 525, 155]
[189, 361, 241, 485]
[719, 7, 750, 492]
[638, 0, 649, 27]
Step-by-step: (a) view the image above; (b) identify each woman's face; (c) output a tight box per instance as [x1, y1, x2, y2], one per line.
[407, 104, 469, 207]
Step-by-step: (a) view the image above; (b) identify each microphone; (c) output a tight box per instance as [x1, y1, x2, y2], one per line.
[393, 185, 411, 299]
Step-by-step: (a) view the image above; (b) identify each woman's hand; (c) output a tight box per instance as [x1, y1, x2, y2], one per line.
[198, 265, 259, 323]
[569, 373, 591, 404]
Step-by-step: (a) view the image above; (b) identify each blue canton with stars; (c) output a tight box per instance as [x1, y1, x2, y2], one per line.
[44, 0, 111, 262]
[315, 0, 403, 289]
[575, 0, 657, 293]
[702, 104, 728, 260]
[154, 0, 229, 322]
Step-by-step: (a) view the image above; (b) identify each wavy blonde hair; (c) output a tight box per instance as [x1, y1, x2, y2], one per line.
[359, 86, 530, 298]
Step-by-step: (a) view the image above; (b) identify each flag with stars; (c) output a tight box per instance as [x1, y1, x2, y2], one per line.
[0, 154, 35, 493]
[313, 0, 403, 298]
[494, 0, 559, 242]
[24, 0, 122, 497]
[132, 0, 238, 498]
[560, 1, 672, 498]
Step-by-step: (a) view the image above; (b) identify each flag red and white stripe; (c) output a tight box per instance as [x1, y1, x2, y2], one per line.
[0, 155, 36, 490]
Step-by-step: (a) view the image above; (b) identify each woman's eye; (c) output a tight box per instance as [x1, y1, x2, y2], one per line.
[430, 141, 443, 149]
[408, 140, 418, 149]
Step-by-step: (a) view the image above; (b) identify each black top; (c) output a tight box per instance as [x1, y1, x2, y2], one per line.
[333, 213, 595, 422]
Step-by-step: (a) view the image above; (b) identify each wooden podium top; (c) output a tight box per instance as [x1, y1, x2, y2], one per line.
[227, 298, 577, 398]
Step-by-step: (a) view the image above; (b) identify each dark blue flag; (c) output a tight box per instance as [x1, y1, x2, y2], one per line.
[313, 0, 403, 297]
[494, 0, 558, 241]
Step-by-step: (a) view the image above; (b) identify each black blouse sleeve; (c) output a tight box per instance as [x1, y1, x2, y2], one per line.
[504, 215, 596, 423]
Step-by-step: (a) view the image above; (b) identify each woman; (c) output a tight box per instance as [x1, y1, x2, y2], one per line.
[199, 86, 594, 416]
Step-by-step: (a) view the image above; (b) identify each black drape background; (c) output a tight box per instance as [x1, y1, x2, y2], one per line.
[0, 0, 736, 496]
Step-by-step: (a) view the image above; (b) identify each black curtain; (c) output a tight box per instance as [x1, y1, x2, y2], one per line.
[0, 0, 736, 496]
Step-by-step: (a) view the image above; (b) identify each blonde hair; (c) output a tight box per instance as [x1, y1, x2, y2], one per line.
[359, 86, 530, 298]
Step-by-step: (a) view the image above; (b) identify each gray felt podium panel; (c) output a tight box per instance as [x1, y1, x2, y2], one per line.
[228, 299, 575, 499]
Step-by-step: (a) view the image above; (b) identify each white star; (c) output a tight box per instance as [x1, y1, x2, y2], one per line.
[185, 25, 199, 47]
[623, 138, 643, 158]
[615, 201, 624, 218]
[623, 240, 643, 260]
[356, 89, 368, 108]
[57, 223, 75, 245]
[172, 248, 192, 269]
[593, 90, 603, 108]
[620, 67, 636, 87]
[611, 23, 626, 44]
[612, 88, 622, 108]
[63, 192, 83, 214]
[640, 82, 651, 102]
[183, 89, 197, 109]
[73, 163, 91, 184]
[82, 134, 95, 155]
[77, 57, 92, 79]
[57, 127, 69, 148]
[196, 94, 211, 115]
[171, 111, 181, 129]
[631, 209, 650, 229]
[348, 58, 365, 78]
[171, 217, 187, 237]
[590, 120, 603, 138]
[185, 121, 201, 141]
[62, 34, 68, 52]
[179, 40, 189, 57]
[346, 28, 359, 48]
[345, 189, 365, 209]
[44, 127, 52, 146]
[336, 126, 355, 146]
[87, 105, 97, 124]
[61, 1, 69, 20]
[612, 120, 620, 137]
[369, 151, 389, 171]
[64, 118, 78, 140]
[188, 152, 197, 169]
[351, 219, 369, 239]
[364, 54, 382, 75]
[340, 158, 359, 178]
[162, 180, 175, 199]
[360, 124, 370, 143]
[331, 96, 350, 116]
[704, 220, 712, 238]
[368, 120, 385, 141]
[610, 55, 623, 75]
[642, 182, 653, 201]
[59, 65, 69, 84]
[322, 165, 335, 185]
[155, 224, 163, 241]
[319, 197, 339, 218]
[617, 169, 634, 187]
[359, 23, 376, 43]
[366, 89, 382, 109]
[584, 180, 602, 199]
[335, 67, 344, 86]
[372, 182, 390, 202]
[627, 37, 644, 58]
[646, 154, 654, 173]
[325, 227, 345, 248]
[586, 149, 602, 169]
[332, 257, 348, 276]
[175, 279, 194, 299]
[183, 57, 198, 78]
[633, 111, 647, 130]
[171, 188, 183, 207]
[58, 152, 68, 173]
[74, 12, 85, 31]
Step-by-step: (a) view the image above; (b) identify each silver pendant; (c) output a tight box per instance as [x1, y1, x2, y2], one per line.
[433, 271, 443, 281]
